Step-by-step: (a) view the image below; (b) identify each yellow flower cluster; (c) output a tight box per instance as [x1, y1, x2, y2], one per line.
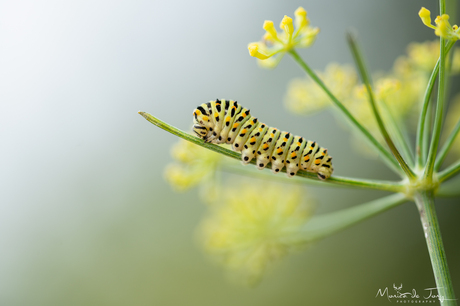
[419, 7, 459, 41]
[164, 139, 222, 192]
[199, 183, 313, 284]
[285, 63, 358, 115]
[398, 40, 460, 74]
[248, 7, 320, 68]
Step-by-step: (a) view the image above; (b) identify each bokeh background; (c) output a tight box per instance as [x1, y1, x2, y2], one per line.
[1, 0, 459, 305]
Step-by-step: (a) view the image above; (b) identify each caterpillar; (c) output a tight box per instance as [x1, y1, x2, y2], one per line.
[192, 99, 333, 180]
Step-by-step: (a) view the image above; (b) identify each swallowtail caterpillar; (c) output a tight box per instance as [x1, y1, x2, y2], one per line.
[192, 99, 333, 180]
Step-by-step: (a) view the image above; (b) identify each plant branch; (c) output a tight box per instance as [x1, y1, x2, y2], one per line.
[416, 58, 440, 168]
[299, 193, 407, 242]
[138, 111, 405, 193]
[424, 37, 448, 180]
[416, 41, 456, 168]
[288, 49, 404, 178]
[414, 191, 457, 305]
[381, 102, 415, 167]
[347, 33, 416, 180]
[438, 158, 460, 183]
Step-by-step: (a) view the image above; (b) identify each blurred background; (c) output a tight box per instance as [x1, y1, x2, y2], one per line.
[1, 0, 459, 305]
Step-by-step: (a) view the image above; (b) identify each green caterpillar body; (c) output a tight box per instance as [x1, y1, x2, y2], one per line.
[192, 99, 333, 180]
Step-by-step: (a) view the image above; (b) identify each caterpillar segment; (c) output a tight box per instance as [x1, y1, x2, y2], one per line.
[192, 99, 333, 180]
[285, 136, 308, 177]
[217, 100, 241, 144]
[232, 116, 259, 152]
[254, 127, 280, 170]
[270, 132, 294, 174]
[241, 123, 269, 164]
[226, 108, 251, 145]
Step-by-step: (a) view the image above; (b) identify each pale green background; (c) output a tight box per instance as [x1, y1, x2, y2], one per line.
[1, 0, 459, 305]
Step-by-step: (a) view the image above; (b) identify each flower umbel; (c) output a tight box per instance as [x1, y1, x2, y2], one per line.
[418, 7, 460, 41]
[200, 182, 313, 284]
[284, 63, 358, 115]
[164, 138, 222, 192]
[248, 7, 320, 68]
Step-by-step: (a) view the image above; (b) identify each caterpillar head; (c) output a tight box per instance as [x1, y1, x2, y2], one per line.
[193, 123, 208, 139]
[193, 107, 214, 140]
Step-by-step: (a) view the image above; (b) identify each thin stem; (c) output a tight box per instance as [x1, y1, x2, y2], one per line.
[347, 33, 416, 180]
[222, 164, 405, 192]
[414, 191, 456, 305]
[423, 103, 434, 165]
[288, 50, 404, 178]
[416, 58, 439, 167]
[438, 159, 460, 183]
[435, 118, 460, 171]
[299, 193, 407, 242]
[138, 111, 405, 193]
[377, 93, 416, 167]
[424, 31, 448, 180]
[416, 41, 456, 168]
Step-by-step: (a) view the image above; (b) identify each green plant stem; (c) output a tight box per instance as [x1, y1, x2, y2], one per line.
[416, 59, 439, 167]
[438, 158, 460, 183]
[288, 49, 404, 178]
[424, 32, 447, 180]
[346, 33, 416, 181]
[423, 102, 434, 165]
[416, 41, 455, 168]
[299, 193, 407, 242]
[221, 163, 404, 192]
[138, 111, 405, 193]
[381, 101, 415, 167]
[435, 118, 460, 171]
[414, 191, 456, 306]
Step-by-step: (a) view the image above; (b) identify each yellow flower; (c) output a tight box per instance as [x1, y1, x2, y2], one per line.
[418, 7, 432, 27]
[418, 7, 459, 41]
[248, 7, 320, 68]
[164, 138, 222, 192]
[199, 182, 313, 284]
[284, 63, 358, 115]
